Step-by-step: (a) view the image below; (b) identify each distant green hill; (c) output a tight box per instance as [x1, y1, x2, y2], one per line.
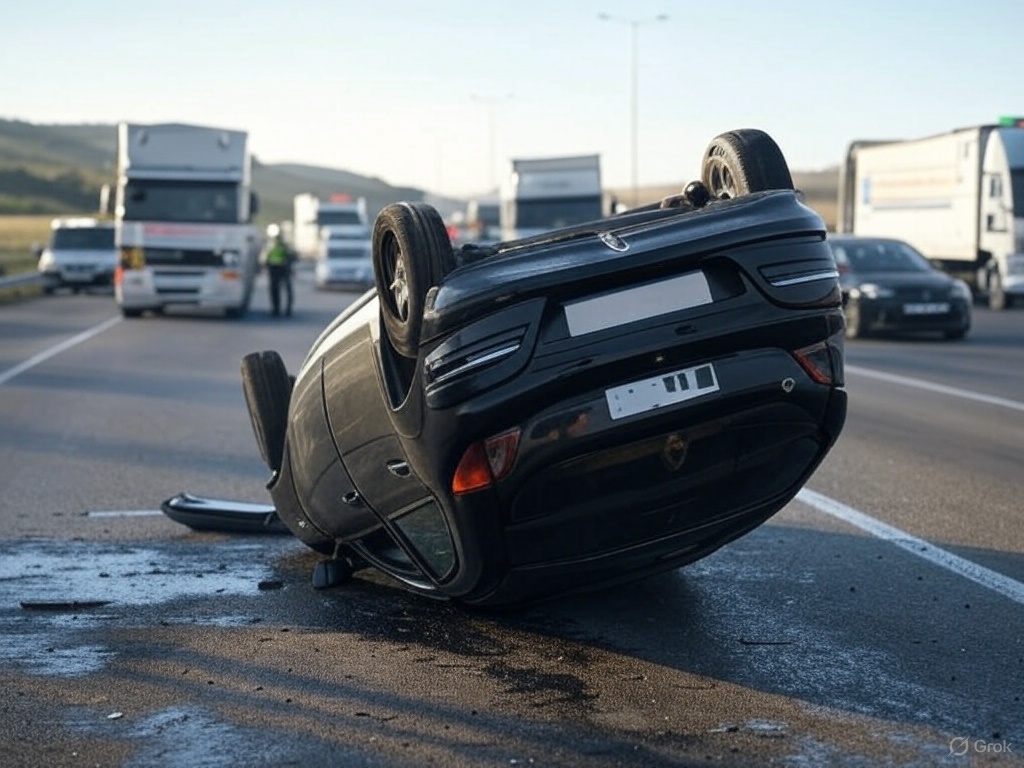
[0, 119, 465, 223]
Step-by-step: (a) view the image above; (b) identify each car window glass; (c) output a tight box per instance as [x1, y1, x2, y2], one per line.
[51, 227, 115, 250]
[843, 241, 931, 273]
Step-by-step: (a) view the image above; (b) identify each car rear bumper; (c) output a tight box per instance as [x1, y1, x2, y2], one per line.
[858, 298, 971, 333]
[441, 348, 846, 605]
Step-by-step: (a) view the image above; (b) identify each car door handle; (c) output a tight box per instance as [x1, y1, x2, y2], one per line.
[386, 460, 411, 478]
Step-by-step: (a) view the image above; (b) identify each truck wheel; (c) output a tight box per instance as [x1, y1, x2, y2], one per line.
[988, 271, 1005, 310]
[988, 271, 1014, 310]
[701, 129, 794, 199]
[844, 299, 865, 339]
[372, 202, 453, 358]
[240, 350, 292, 473]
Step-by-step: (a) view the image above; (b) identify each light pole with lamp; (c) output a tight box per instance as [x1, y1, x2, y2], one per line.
[598, 12, 668, 208]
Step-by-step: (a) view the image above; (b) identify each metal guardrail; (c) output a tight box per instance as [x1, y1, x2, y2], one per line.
[0, 272, 42, 291]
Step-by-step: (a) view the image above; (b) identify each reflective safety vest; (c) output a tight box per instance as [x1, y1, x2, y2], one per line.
[266, 241, 289, 267]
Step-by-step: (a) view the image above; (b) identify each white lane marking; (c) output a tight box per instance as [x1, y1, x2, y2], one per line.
[0, 316, 122, 386]
[83, 510, 164, 518]
[846, 364, 1024, 414]
[797, 488, 1024, 606]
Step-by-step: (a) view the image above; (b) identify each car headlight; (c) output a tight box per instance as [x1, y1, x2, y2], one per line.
[221, 250, 240, 266]
[856, 283, 895, 300]
[949, 280, 973, 300]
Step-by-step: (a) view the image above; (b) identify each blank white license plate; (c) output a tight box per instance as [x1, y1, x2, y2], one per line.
[605, 362, 720, 420]
[903, 302, 950, 315]
[564, 271, 712, 337]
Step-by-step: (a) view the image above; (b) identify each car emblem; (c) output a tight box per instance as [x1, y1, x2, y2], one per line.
[599, 232, 629, 252]
[922, 290, 931, 301]
[662, 433, 688, 471]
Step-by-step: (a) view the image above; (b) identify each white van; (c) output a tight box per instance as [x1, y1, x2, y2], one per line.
[36, 217, 117, 294]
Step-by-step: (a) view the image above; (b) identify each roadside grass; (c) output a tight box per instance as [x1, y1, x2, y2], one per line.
[0, 214, 52, 275]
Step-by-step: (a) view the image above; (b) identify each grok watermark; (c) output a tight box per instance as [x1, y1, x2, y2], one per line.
[949, 737, 1013, 757]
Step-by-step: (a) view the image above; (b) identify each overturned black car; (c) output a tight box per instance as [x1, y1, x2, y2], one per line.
[240, 130, 847, 607]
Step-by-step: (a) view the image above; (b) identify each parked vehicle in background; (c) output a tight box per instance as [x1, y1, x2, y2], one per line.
[231, 129, 847, 607]
[500, 154, 603, 241]
[464, 197, 501, 244]
[114, 122, 261, 318]
[828, 234, 972, 340]
[36, 217, 116, 294]
[838, 119, 1024, 310]
[302, 195, 373, 291]
[294, 194, 371, 262]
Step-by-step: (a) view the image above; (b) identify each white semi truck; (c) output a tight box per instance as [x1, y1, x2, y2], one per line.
[838, 120, 1024, 309]
[292, 193, 370, 261]
[114, 122, 260, 318]
[499, 154, 603, 241]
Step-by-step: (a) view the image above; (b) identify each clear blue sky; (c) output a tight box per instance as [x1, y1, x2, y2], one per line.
[3, 0, 1021, 197]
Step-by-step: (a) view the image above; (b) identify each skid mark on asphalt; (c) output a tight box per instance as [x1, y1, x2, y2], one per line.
[797, 488, 1024, 606]
[0, 315, 121, 386]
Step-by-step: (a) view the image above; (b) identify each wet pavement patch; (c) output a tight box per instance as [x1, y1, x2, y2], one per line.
[0, 537, 304, 678]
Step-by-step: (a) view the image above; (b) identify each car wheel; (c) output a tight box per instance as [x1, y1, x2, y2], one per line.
[120, 307, 143, 318]
[701, 129, 794, 199]
[372, 202, 453, 358]
[240, 350, 292, 473]
[844, 299, 865, 339]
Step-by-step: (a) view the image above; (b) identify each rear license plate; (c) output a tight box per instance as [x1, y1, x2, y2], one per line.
[903, 302, 950, 315]
[606, 362, 720, 420]
[564, 271, 712, 337]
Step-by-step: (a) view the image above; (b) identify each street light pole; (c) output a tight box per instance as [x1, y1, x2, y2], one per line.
[599, 12, 668, 207]
[472, 93, 514, 193]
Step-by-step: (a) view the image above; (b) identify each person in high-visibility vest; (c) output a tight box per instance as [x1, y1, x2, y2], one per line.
[263, 224, 294, 317]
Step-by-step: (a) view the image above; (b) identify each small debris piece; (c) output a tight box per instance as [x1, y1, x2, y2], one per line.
[107, 712, 124, 720]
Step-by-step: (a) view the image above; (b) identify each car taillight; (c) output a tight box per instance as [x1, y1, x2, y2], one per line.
[792, 331, 845, 387]
[451, 428, 521, 495]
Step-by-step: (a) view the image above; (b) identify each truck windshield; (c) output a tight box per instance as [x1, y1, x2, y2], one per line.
[51, 227, 114, 250]
[318, 210, 364, 226]
[1011, 169, 1024, 216]
[507, 197, 603, 230]
[121, 180, 239, 223]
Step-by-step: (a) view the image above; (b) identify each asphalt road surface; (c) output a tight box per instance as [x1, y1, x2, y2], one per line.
[0, 270, 1021, 767]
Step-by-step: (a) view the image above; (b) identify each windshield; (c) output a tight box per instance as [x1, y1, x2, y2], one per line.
[318, 210, 364, 226]
[505, 196, 603, 231]
[830, 239, 934, 273]
[51, 226, 114, 250]
[121, 180, 240, 223]
[1011, 169, 1024, 216]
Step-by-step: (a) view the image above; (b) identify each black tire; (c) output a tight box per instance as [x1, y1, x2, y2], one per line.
[372, 202, 453, 358]
[240, 350, 292, 473]
[701, 129, 794, 199]
[120, 307, 143, 318]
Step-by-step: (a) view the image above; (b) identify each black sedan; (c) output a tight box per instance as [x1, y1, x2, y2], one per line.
[239, 130, 848, 607]
[828, 234, 973, 340]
